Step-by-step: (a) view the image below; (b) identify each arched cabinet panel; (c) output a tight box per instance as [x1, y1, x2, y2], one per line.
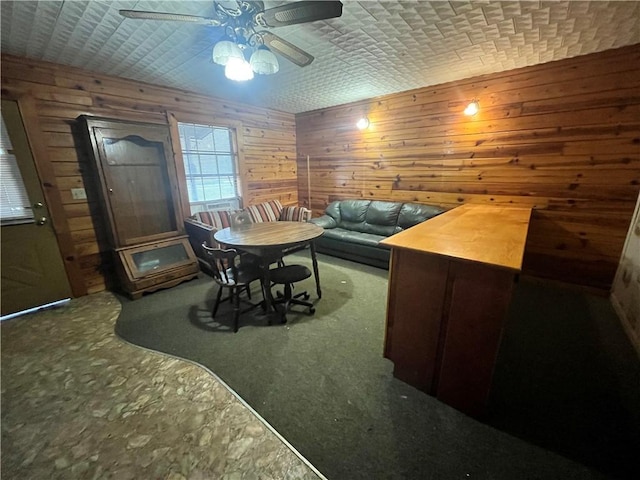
[79, 116, 198, 298]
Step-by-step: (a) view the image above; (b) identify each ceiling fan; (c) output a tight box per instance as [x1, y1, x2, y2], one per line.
[119, 1, 343, 81]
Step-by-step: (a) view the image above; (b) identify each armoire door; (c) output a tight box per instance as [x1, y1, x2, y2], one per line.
[1, 100, 72, 316]
[78, 116, 198, 298]
[80, 117, 183, 248]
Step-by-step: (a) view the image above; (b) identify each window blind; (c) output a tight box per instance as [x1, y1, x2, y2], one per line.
[1, 115, 34, 224]
[177, 122, 240, 214]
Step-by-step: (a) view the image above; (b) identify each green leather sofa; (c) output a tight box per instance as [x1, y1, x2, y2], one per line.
[309, 199, 445, 269]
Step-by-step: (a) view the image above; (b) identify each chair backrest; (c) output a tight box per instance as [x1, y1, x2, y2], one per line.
[231, 210, 252, 228]
[201, 243, 240, 286]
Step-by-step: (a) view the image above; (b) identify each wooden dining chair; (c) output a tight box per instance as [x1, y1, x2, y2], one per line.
[269, 264, 315, 323]
[201, 243, 264, 332]
[230, 210, 252, 228]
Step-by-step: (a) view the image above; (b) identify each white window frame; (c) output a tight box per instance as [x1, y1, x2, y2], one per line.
[178, 122, 241, 214]
[167, 112, 248, 219]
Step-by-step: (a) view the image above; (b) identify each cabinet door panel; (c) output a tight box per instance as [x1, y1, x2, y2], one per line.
[94, 128, 178, 246]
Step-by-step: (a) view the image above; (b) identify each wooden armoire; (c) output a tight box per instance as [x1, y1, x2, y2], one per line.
[79, 116, 198, 299]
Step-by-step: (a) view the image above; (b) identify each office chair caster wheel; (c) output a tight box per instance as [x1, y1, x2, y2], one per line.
[302, 292, 310, 300]
[308, 307, 315, 315]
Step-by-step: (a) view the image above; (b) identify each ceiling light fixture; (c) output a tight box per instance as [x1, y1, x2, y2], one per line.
[225, 56, 254, 82]
[212, 31, 278, 81]
[250, 45, 280, 75]
[212, 35, 244, 66]
[464, 99, 480, 116]
[120, 2, 344, 83]
[206, 4, 284, 82]
[356, 117, 370, 130]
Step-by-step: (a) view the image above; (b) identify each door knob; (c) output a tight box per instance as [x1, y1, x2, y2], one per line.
[36, 216, 48, 225]
[33, 202, 43, 208]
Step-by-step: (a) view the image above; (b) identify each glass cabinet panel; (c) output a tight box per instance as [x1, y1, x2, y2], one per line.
[131, 243, 189, 274]
[119, 237, 196, 280]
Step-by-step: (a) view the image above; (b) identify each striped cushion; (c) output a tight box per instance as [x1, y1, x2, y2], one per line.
[280, 206, 312, 222]
[245, 199, 283, 223]
[192, 210, 232, 230]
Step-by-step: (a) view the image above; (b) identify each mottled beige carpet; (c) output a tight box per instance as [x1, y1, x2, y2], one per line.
[1, 291, 325, 480]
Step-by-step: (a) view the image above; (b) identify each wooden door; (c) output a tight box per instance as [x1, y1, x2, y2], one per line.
[1, 100, 72, 316]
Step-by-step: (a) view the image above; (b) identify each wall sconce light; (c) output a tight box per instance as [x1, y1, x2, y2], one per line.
[464, 99, 479, 116]
[356, 117, 370, 130]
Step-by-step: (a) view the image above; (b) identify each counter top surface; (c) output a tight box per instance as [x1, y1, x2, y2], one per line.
[380, 204, 532, 271]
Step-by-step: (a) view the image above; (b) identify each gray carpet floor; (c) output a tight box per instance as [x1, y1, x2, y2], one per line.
[115, 252, 640, 480]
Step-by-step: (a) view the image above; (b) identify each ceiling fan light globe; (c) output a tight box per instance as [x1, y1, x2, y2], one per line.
[250, 46, 279, 75]
[225, 57, 254, 81]
[212, 39, 243, 66]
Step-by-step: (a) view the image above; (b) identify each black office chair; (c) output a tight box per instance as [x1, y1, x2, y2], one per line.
[201, 243, 264, 332]
[269, 264, 315, 323]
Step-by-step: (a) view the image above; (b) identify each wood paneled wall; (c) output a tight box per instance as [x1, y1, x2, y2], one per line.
[1, 54, 297, 295]
[295, 44, 640, 290]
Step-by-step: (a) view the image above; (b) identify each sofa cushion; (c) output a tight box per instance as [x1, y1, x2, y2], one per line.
[339, 199, 370, 223]
[321, 227, 387, 249]
[245, 199, 283, 223]
[280, 205, 311, 222]
[192, 210, 232, 230]
[395, 203, 445, 232]
[336, 199, 370, 231]
[361, 200, 403, 236]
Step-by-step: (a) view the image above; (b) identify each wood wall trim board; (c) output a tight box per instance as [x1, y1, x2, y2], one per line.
[298, 104, 640, 145]
[2, 54, 292, 119]
[298, 46, 640, 121]
[296, 44, 640, 289]
[64, 203, 92, 218]
[3, 44, 638, 292]
[1, 54, 297, 295]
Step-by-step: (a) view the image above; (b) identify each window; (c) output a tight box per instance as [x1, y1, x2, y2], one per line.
[0, 114, 34, 225]
[177, 123, 241, 213]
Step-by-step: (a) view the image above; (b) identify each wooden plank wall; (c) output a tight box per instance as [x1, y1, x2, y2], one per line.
[1, 54, 298, 295]
[295, 44, 640, 291]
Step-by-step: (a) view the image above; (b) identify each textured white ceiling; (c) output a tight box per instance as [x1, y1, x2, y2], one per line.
[1, 1, 639, 114]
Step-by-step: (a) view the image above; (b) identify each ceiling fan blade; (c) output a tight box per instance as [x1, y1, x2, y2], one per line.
[260, 31, 314, 67]
[119, 10, 222, 27]
[259, 1, 342, 28]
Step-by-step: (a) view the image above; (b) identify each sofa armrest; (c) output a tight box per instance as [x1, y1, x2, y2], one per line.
[184, 217, 219, 255]
[310, 215, 338, 229]
[192, 210, 233, 230]
[280, 205, 312, 222]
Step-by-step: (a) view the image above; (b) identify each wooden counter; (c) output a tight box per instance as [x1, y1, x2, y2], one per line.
[380, 204, 531, 417]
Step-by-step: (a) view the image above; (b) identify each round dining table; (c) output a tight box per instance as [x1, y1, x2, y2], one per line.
[214, 221, 324, 312]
